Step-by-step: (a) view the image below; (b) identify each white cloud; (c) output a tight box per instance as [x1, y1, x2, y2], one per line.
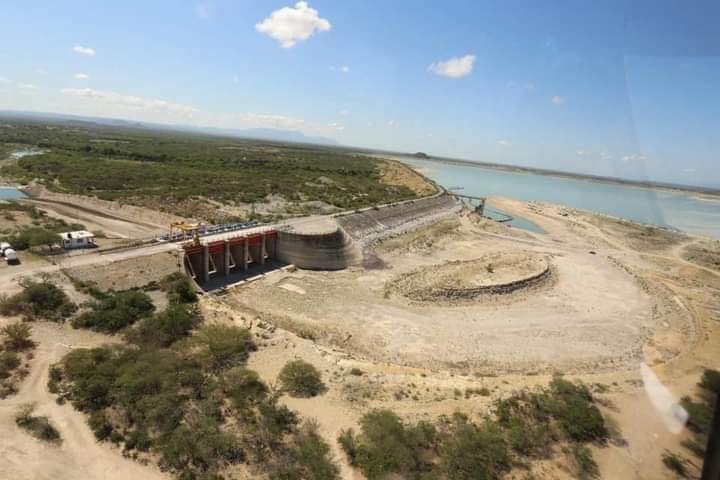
[0, 76, 11, 84]
[576, 149, 589, 156]
[429, 54, 476, 78]
[496, 139, 511, 146]
[19, 83, 38, 90]
[682, 168, 696, 173]
[551, 95, 565, 105]
[256, 1, 331, 48]
[621, 154, 646, 162]
[195, 3, 209, 19]
[74, 73, 89, 80]
[599, 151, 612, 161]
[339, 109, 350, 116]
[232, 75, 239, 84]
[327, 122, 344, 131]
[340, 65, 349, 73]
[73, 45, 96, 56]
[35, 68, 47, 75]
[387, 120, 396, 127]
[61, 88, 197, 116]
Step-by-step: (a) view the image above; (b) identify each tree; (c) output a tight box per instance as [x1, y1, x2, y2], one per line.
[278, 359, 325, 398]
[191, 324, 255, 371]
[29, 229, 61, 250]
[1, 322, 34, 351]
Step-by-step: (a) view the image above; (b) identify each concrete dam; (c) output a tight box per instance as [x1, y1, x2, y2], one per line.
[183, 193, 458, 290]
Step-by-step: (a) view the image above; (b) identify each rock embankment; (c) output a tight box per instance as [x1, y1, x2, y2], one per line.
[386, 252, 552, 303]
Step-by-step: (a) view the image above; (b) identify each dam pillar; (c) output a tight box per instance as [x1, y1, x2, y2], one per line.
[261, 233, 267, 265]
[224, 240, 231, 276]
[243, 238, 249, 271]
[202, 244, 210, 284]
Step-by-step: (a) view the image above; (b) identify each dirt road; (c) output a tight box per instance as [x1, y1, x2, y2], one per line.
[0, 322, 169, 480]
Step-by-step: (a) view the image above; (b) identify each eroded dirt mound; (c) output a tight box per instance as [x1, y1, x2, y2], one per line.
[386, 251, 551, 302]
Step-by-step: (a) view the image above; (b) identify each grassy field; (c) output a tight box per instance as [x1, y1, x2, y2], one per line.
[0, 120, 418, 220]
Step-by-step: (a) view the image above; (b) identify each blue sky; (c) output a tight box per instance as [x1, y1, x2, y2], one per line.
[1, 1, 718, 187]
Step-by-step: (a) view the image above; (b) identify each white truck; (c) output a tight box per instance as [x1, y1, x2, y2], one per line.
[0, 242, 11, 255]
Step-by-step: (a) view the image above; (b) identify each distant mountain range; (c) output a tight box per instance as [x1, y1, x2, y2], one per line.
[0, 110, 340, 146]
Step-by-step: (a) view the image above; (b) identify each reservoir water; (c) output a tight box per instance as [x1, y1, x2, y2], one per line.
[402, 157, 720, 239]
[0, 187, 25, 200]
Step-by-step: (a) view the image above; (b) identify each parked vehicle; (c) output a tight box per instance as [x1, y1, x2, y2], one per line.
[0, 242, 11, 255]
[4, 248, 19, 264]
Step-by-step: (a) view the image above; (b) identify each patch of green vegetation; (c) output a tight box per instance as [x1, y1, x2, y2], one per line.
[51, 312, 338, 480]
[278, 359, 325, 398]
[125, 304, 198, 348]
[0, 121, 418, 221]
[71, 289, 155, 332]
[159, 272, 197, 304]
[662, 450, 689, 478]
[340, 376, 610, 479]
[0, 279, 77, 321]
[1, 322, 34, 351]
[567, 444, 599, 479]
[15, 403, 61, 444]
[675, 368, 719, 461]
[0, 201, 85, 251]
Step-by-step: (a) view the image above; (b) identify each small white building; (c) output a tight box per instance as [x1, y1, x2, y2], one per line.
[60, 230, 96, 249]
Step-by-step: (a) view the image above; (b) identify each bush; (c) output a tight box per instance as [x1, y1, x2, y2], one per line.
[569, 444, 599, 479]
[338, 428, 359, 465]
[0, 280, 77, 321]
[278, 360, 325, 398]
[127, 304, 197, 347]
[1, 322, 34, 351]
[548, 377, 608, 442]
[662, 450, 689, 478]
[191, 324, 255, 371]
[699, 368, 720, 395]
[160, 272, 197, 304]
[0, 351, 21, 379]
[15, 403, 61, 444]
[72, 290, 154, 332]
[223, 367, 268, 409]
[440, 417, 510, 480]
[354, 410, 419, 479]
[271, 420, 339, 480]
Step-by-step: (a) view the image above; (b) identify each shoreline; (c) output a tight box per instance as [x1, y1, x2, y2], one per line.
[379, 153, 720, 199]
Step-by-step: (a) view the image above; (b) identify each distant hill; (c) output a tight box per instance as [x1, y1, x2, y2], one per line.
[0, 110, 340, 147]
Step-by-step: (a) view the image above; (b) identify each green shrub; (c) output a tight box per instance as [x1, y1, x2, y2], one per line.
[662, 450, 688, 478]
[699, 369, 720, 395]
[569, 444, 599, 479]
[15, 403, 61, 444]
[278, 359, 325, 398]
[127, 304, 197, 347]
[223, 367, 268, 409]
[191, 323, 255, 371]
[0, 351, 21, 379]
[72, 290, 154, 332]
[338, 428, 359, 465]
[272, 420, 339, 480]
[1, 322, 34, 351]
[440, 417, 510, 480]
[0, 280, 76, 321]
[681, 396, 713, 435]
[548, 377, 608, 442]
[160, 272, 197, 304]
[354, 409, 420, 479]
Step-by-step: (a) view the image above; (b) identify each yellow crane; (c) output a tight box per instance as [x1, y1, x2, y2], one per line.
[170, 221, 203, 245]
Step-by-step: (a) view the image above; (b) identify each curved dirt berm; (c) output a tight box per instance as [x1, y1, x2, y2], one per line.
[388, 252, 551, 302]
[277, 224, 361, 270]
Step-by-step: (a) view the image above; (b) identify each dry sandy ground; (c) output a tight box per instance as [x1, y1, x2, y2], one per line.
[0, 319, 169, 480]
[223, 197, 719, 480]
[1, 195, 718, 480]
